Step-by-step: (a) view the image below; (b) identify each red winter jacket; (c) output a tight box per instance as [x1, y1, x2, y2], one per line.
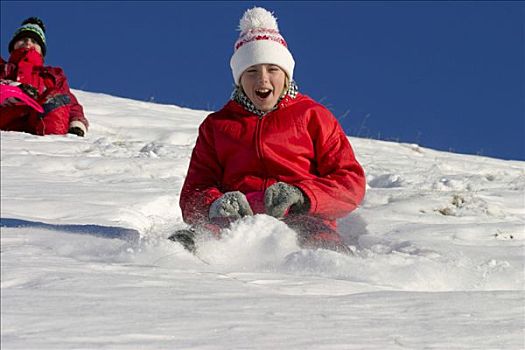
[0, 48, 88, 135]
[180, 93, 366, 231]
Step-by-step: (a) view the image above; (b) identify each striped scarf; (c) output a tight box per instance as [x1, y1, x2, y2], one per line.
[231, 81, 299, 117]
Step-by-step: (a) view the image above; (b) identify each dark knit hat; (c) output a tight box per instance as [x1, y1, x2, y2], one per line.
[8, 17, 47, 56]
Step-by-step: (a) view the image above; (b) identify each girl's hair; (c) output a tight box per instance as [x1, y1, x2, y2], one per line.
[281, 75, 290, 98]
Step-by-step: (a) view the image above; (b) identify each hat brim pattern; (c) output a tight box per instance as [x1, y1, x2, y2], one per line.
[9, 27, 46, 56]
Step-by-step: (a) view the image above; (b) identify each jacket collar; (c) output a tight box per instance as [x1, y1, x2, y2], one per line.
[8, 47, 44, 67]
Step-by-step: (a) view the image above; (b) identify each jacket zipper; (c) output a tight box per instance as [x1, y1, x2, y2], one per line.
[255, 115, 270, 190]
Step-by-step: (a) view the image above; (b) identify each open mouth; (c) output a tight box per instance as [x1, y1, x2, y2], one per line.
[255, 89, 272, 99]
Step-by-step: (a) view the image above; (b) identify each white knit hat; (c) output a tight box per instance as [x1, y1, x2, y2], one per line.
[230, 7, 295, 85]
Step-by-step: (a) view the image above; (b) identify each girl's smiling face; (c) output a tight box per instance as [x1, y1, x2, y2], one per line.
[240, 64, 287, 112]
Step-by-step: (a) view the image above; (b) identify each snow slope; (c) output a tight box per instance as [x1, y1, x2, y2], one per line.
[1, 90, 524, 349]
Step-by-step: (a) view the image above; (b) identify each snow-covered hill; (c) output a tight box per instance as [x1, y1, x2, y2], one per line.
[1, 90, 524, 349]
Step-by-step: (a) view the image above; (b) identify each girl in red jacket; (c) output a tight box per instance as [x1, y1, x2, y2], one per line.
[175, 7, 366, 253]
[0, 17, 89, 136]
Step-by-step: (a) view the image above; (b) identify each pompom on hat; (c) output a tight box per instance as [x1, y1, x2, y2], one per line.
[8, 17, 47, 56]
[230, 7, 295, 85]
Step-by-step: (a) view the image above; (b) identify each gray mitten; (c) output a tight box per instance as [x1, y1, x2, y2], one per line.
[68, 126, 85, 137]
[264, 182, 307, 219]
[18, 83, 39, 99]
[209, 191, 254, 220]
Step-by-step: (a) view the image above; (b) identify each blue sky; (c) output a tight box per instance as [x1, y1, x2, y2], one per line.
[2, 1, 524, 160]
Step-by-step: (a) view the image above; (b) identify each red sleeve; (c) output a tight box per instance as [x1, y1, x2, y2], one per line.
[0, 57, 16, 80]
[294, 106, 366, 220]
[179, 116, 224, 225]
[67, 89, 88, 129]
[45, 68, 89, 130]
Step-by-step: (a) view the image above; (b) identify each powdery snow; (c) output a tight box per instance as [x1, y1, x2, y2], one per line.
[1, 90, 524, 349]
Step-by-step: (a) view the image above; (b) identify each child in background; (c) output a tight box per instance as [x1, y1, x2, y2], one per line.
[1, 17, 89, 136]
[175, 7, 365, 253]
